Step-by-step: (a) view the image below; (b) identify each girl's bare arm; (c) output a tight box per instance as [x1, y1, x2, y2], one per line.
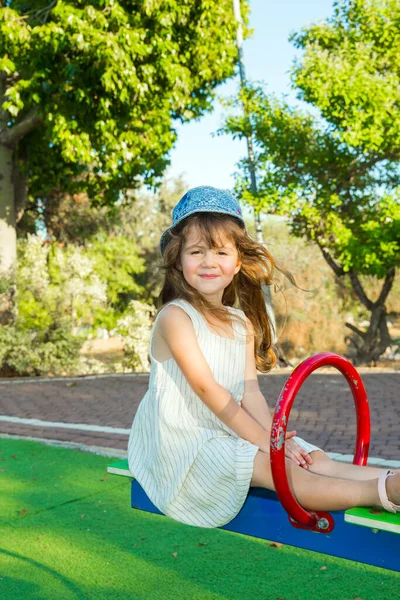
[241, 316, 312, 468]
[158, 305, 271, 454]
[241, 317, 273, 433]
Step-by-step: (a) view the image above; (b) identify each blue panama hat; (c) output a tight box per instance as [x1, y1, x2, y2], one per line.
[160, 186, 246, 255]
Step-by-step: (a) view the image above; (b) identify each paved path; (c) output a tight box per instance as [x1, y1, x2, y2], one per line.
[0, 370, 398, 460]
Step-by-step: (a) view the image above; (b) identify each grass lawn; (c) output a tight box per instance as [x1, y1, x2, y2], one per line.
[0, 438, 399, 600]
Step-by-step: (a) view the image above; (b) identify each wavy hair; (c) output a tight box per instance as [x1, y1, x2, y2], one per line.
[158, 212, 290, 373]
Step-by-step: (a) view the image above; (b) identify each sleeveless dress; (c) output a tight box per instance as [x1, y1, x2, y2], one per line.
[127, 298, 321, 529]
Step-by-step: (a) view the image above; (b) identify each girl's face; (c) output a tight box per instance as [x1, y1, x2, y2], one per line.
[178, 224, 241, 305]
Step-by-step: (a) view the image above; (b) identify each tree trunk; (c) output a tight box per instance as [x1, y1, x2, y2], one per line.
[318, 246, 395, 365]
[0, 72, 17, 273]
[0, 73, 38, 275]
[345, 304, 393, 365]
[344, 268, 395, 365]
[0, 142, 17, 324]
[0, 140, 16, 273]
[0, 72, 41, 325]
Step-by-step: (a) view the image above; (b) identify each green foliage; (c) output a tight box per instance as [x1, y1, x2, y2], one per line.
[16, 175, 185, 338]
[0, 234, 106, 373]
[1, 0, 250, 205]
[220, 1, 400, 279]
[16, 235, 108, 331]
[220, 1, 400, 362]
[115, 299, 156, 372]
[0, 324, 81, 377]
[86, 235, 145, 306]
[291, 0, 400, 153]
[0, 232, 156, 375]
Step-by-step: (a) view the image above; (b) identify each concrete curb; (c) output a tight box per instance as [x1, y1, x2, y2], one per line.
[0, 373, 147, 385]
[0, 366, 398, 385]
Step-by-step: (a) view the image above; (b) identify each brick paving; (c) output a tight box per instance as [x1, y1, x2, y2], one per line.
[0, 370, 399, 460]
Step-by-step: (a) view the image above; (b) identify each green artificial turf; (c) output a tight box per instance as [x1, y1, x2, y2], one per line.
[0, 438, 399, 600]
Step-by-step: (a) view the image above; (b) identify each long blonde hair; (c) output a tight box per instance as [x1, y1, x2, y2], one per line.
[158, 212, 284, 373]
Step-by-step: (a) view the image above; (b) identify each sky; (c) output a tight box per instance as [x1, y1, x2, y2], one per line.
[167, 0, 335, 191]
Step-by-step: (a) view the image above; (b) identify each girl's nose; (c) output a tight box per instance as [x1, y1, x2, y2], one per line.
[202, 250, 217, 266]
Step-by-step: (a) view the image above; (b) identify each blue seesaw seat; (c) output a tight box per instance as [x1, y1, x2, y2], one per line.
[107, 459, 400, 573]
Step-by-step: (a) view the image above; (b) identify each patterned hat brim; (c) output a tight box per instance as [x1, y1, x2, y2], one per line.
[159, 208, 246, 255]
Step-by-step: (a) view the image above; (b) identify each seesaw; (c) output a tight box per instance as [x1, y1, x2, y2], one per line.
[107, 352, 400, 572]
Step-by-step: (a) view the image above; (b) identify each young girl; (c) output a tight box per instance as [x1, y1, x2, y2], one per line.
[128, 185, 400, 528]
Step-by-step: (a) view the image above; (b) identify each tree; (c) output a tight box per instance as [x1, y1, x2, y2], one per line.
[221, 0, 400, 364]
[0, 0, 250, 274]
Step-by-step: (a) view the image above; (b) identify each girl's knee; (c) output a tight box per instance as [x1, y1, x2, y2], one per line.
[251, 449, 331, 488]
[310, 450, 330, 461]
[307, 450, 331, 472]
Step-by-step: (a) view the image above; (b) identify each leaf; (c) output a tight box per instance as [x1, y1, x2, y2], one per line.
[269, 542, 283, 548]
[172, 552, 178, 558]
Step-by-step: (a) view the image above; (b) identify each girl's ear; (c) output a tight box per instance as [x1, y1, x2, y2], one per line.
[234, 259, 242, 275]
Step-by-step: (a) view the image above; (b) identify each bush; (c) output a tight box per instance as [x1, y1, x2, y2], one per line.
[116, 300, 157, 372]
[17, 235, 107, 332]
[0, 234, 158, 377]
[0, 235, 109, 376]
[0, 324, 81, 377]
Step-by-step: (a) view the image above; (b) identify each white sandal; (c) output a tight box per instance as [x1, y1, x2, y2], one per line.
[378, 469, 400, 513]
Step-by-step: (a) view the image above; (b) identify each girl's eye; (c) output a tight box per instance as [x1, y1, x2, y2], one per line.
[190, 250, 228, 255]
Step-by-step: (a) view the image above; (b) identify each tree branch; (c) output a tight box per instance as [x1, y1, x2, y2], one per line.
[376, 266, 396, 307]
[333, 152, 400, 196]
[0, 109, 42, 149]
[27, 0, 58, 23]
[345, 322, 366, 339]
[316, 241, 344, 277]
[348, 269, 374, 310]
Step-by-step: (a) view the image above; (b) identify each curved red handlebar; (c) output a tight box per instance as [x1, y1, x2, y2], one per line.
[270, 352, 370, 532]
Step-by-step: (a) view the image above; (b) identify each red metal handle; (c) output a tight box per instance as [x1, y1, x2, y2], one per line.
[270, 352, 371, 532]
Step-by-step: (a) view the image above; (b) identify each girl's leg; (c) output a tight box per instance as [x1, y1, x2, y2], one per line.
[250, 450, 400, 512]
[307, 450, 398, 481]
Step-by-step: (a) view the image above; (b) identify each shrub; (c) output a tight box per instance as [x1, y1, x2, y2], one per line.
[0, 235, 108, 376]
[116, 300, 157, 372]
[17, 235, 107, 331]
[0, 324, 81, 377]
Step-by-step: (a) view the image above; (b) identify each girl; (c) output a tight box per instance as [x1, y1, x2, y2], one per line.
[128, 185, 400, 529]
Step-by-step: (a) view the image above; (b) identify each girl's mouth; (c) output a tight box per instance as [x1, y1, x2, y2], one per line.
[200, 275, 218, 279]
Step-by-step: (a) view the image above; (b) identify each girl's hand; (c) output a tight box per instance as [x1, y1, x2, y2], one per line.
[284, 430, 313, 469]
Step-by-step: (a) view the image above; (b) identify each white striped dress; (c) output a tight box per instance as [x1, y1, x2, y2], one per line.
[127, 298, 320, 529]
